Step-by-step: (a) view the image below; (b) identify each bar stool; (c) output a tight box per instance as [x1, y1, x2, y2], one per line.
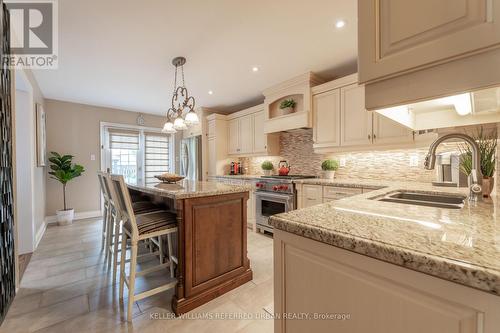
[100, 172, 163, 281]
[109, 174, 178, 322]
[97, 172, 111, 253]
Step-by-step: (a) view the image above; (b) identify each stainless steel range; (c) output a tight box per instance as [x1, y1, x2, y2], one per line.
[255, 175, 316, 233]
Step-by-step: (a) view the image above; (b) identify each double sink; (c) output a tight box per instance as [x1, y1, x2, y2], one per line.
[373, 191, 466, 209]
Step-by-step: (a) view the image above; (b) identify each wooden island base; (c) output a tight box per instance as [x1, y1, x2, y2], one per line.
[172, 192, 253, 315]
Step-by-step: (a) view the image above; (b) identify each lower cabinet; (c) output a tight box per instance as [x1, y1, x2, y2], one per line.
[274, 230, 500, 333]
[297, 184, 365, 209]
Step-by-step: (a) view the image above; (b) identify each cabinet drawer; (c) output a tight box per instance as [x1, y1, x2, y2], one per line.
[303, 185, 322, 200]
[323, 186, 362, 199]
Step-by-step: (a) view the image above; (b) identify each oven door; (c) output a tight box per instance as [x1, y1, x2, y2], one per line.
[255, 191, 294, 232]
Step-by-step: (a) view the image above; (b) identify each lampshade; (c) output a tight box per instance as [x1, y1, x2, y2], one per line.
[184, 110, 200, 125]
[162, 121, 176, 134]
[173, 117, 187, 130]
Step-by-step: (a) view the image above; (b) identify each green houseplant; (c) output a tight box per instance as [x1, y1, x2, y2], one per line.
[459, 127, 497, 197]
[279, 99, 297, 114]
[261, 160, 274, 176]
[49, 152, 85, 225]
[321, 159, 339, 179]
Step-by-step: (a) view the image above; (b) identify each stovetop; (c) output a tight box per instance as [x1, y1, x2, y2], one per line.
[261, 175, 317, 180]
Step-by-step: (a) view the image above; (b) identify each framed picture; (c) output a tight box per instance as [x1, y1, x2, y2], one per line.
[35, 104, 46, 167]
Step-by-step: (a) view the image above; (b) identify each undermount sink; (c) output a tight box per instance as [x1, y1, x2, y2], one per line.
[375, 191, 466, 209]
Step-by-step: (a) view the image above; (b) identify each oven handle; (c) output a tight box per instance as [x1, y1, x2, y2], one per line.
[255, 192, 293, 200]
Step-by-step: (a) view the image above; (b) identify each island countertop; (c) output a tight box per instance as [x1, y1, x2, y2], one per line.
[127, 179, 251, 200]
[269, 179, 500, 296]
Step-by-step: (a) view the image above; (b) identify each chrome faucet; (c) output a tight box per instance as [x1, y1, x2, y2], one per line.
[424, 133, 482, 202]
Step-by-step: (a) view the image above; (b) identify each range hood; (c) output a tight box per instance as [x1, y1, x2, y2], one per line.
[376, 86, 500, 131]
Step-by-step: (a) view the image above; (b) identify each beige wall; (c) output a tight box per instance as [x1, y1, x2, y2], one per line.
[44, 99, 167, 216]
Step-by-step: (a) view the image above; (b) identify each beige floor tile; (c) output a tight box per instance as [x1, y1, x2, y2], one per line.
[0, 295, 89, 333]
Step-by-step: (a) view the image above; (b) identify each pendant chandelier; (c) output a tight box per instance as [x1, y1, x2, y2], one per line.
[162, 57, 199, 134]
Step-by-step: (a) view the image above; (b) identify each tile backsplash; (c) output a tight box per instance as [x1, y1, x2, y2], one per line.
[240, 129, 456, 183]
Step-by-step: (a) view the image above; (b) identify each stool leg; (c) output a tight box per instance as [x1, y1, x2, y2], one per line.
[119, 231, 128, 300]
[102, 204, 107, 251]
[112, 216, 121, 281]
[158, 236, 164, 264]
[106, 210, 115, 268]
[167, 233, 174, 279]
[127, 241, 138, 322]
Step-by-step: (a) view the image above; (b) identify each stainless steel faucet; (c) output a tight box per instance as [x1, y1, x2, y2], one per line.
[424, 133, 482, 202]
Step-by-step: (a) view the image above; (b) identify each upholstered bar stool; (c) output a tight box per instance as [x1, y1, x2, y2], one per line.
[109, 174, 177, 321]
[101, 172, 164, 281]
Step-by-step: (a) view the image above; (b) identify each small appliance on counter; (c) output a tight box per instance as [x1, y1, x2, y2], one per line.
[433, 152, 468, 187]
[230, 161, 243, 175]
[278, 160, 291, 176]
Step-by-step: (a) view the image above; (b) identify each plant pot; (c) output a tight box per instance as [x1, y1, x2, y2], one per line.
[263, 169, 273, 176]
[281, 107, 294, 114]
[56, 209, 74, 226]
[322, 170, 336, 180]
[482, 177, 495, 198]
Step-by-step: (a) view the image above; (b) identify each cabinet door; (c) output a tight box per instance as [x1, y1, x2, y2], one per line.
[239, 115, 254, 154]
[253, 111, 267, 153]
[207, 137, 216, 176]
[302, 185, 323, 208]
[227, 119, 240, 154]
[373, 114, 414, 145]
[340, 84, 373, 147]
[313, 89, 341, 147]
[359, 0, 500, 83]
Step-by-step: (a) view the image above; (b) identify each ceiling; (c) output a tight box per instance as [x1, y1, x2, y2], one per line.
[32, 0, 358, 115]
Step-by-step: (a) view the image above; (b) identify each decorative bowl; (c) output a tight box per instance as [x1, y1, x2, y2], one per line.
[154, 174, 185, 183]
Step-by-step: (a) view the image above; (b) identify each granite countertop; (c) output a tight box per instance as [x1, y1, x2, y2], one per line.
[270, 180, 500, 296]
[127, 179, 251, 200]
[213, 175, 262, 180]
[293, 178, 387, 189]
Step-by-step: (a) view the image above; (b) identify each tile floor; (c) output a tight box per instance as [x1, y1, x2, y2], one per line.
[0, 218, 274, 333]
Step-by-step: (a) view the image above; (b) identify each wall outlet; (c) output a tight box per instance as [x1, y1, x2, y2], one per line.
[90, 154, 96, 161]
[340, 158, 347, 167]
[409, 155, 419, 167]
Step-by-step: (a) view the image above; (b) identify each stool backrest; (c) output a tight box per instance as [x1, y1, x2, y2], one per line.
[109, 174, 139, 238]
[97, 171, 110, 203]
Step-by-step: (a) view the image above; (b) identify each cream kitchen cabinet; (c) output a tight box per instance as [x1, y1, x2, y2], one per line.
[205, 114, 229, 177]
[227, 105, 279, 156]
[312, 75, 413, 152]
[274, 229, 500, 333]
[296, 183, 367, 209]
[358, 0, 500, 110]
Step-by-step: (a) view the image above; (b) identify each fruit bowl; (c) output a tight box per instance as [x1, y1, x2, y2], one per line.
[154, 173, 185, 183]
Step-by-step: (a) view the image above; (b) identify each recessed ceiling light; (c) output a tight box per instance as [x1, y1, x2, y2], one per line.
[252, 66, 259, 72]
[335, 20, 346, 29]
[208, 90, 213, 95]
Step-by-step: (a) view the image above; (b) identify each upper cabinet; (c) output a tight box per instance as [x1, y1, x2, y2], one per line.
[358, 0, 500, 110]
[312, 74, 415, 153]
[227, 105, 279, 156]
[263, 72, 325, 133]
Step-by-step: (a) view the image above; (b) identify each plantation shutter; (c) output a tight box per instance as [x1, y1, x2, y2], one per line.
[144, 132, 170, 185]
[109, 130, 140, 150]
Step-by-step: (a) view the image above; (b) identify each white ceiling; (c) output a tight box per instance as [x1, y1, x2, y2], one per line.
[32, 0, 358, 115]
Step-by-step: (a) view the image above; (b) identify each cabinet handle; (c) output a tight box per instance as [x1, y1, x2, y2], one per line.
[373, 134, 376, 140]
[368, 134, 371, 140]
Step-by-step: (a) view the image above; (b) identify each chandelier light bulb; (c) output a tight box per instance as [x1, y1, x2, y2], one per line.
[185, 110, 200, 125]
[162, 121, 176, 134]
[173, 117, 187, 130]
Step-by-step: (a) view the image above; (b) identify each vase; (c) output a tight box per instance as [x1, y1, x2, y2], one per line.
[322, 171, 335, 180]
[281, 107, 294, 114]
[263, 169, 272, 176]
[482, 177, 494, 198]
[56, 208, 74, 226]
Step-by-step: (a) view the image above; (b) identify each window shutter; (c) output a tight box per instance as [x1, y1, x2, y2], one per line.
[144, 133, 170, 185]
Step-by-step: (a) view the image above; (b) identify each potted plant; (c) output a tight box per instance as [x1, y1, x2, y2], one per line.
[49, 152, 85, 225]
[279, 99, 296, 114]
[459, 127, 497, 198]
[261, 161, 274, 176]
[321, 159, 339, 179]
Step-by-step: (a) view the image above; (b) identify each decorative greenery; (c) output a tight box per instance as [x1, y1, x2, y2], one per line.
[49, 152, 85, 211]
[261, 161, 274, 171]
[459, 127, 497, 178]
[279, 99, 296, 110]
[321, 159, 339, 171]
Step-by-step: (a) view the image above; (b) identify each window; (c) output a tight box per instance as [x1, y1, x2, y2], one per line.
[104, 125, 173, 185]
[144, 133, 170, 185]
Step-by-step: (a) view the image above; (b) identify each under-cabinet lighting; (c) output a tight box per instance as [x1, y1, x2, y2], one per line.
[444, 93, 472, 116]
[335, 20, 346, 29]
[208, 90, 214, 95]
[252, 66, 259, 72]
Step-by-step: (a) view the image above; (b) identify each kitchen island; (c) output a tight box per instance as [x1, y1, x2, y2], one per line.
[127, 180, 253, 315]
[270, 180, 500, 333]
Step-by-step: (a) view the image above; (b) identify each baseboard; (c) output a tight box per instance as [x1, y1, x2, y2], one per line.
[45, 210, 102, 224]
[34, 220, 47, 249]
